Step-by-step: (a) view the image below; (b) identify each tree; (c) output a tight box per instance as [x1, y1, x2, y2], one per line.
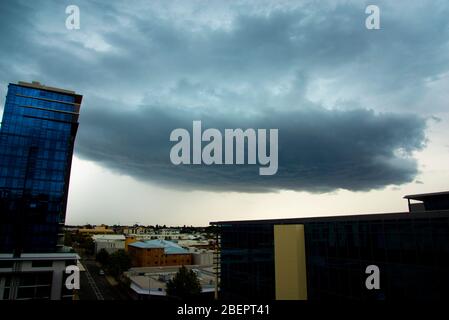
[64, 231, 73, 246]
[166, 266, 201, 299]
[77, 235, 95, 255]
[107, 250, 131, 277]
[96, 248, 110, 265]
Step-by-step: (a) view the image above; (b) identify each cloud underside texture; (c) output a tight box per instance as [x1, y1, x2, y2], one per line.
[77, 106, 426, 192]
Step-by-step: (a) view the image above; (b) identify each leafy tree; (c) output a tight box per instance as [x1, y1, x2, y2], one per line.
[64, 231, 73, 246]
[166, 266, 201, 299]
[81, 236, 95, 255]
[107, 250, 131, 277]
[96, 248, 110, 265]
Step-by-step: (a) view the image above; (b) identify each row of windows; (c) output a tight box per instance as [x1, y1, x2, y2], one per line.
[0, 137, 69, 154]
[0, 179, 65, 194]
[8, 84, 75, 103]
[0, 164, 67, 179]
[0, 148, 69, 162]
[3, 103, 76, 123]
[7, 95, 77, 113]
[1, 113, 73, 132]
[0, 148, 70, 161]
[0, 134, 71, 149]
[0, 129, 72, 144]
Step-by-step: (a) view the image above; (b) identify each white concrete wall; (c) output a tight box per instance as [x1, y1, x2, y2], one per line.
[95, 240, 126, 254]
[192, 252, 214, 265]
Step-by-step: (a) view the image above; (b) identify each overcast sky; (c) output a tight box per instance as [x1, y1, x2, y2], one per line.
[1, 0, 448, 226]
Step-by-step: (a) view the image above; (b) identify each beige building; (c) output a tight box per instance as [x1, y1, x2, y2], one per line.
[78, 225, 114, 235]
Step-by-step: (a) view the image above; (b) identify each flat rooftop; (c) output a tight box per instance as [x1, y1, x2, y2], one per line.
[0, 252, 80, 261]
[404, 191, 449, 201]
[210, 210, 449, 226]
[125, 265, 216, 296]
[15, 81, 83, 104]
[17, 81, 76, 94]
[129, 239, 190, 254]
[92, 234, 126, 241]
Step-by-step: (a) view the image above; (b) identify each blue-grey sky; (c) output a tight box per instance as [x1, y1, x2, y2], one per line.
[1, 0, 448, 225]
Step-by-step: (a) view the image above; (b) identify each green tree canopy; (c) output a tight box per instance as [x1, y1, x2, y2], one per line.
[96, 248, 110, 265]
[166, 266, 202, 299]
[80, 236, 95, 255]
[107, 250, 131, 277]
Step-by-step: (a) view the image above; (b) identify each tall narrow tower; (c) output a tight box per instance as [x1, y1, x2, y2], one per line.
[0, 81, 82, 254]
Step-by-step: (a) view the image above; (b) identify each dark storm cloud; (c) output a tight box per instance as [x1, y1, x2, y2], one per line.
[0, 0, 447, 192]
[76, 102, 427, 192]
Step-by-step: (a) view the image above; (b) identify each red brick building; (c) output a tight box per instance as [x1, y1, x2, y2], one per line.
[128, 240, 192, 267]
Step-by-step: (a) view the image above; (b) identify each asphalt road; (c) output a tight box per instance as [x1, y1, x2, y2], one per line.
[78, 258, 129, 300]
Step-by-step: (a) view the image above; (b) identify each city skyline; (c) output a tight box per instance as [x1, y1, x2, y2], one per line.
[1, 1, 449, 226]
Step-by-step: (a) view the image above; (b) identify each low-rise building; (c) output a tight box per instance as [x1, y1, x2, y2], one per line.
[125, 236, 139, 251]
[177, 239, 214, 250]
[92, 234, 126, 254]
[124, 226, 154, 235]
[0, 252, 79, 300]
[125, 265, 216, 299]
[128, 240, 192, 267]
[78, 225, 114, 235]
[192, 250, 214, 266]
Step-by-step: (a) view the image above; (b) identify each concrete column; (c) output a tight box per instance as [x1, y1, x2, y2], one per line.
[50, 261, 65, 300]
[274, 224, 308, 300]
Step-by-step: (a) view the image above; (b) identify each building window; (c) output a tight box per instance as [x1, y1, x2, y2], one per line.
[0, 261, 14, 268]
[32, 260, 53, 268]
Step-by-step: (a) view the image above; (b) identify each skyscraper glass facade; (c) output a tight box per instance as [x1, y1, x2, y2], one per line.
[213, 210, 449, 300]
[0, 82, 82, 254]
[219, 223, 275, 300]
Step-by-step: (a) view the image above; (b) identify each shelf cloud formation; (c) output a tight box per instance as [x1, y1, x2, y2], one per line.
[77, 103, 427, 192]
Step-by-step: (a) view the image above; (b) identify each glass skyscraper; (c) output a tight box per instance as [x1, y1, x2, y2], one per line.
[0, 81, 82, 254]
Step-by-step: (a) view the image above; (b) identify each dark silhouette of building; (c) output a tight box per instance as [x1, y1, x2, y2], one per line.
[211, 192, 449, 300]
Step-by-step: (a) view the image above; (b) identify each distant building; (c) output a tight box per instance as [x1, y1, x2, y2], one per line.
[123, 226, 153, 235]
[191, 250, 214, 266]
[159, 228, 180, 237]
[0, 81, 82, 300]
[128, 240, 192, 267]
[211, 191, 449, 300]
[177, 239, 213, 249]
[92, 234, 125, 254]
[123, 231, 201, 249]
[78, 225, 114, 235]
[125, 236, 139, 251]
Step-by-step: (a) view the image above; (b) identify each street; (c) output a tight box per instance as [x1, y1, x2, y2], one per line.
[78, 257, 130, 300]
